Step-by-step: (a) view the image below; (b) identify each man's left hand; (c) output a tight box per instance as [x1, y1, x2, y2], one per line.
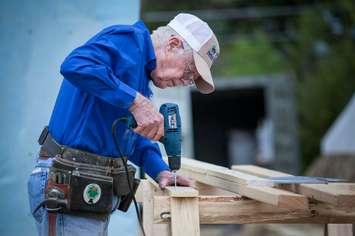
[156, 170, 195, 189]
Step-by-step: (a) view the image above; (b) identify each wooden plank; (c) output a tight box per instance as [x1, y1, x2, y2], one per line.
[137, 180, 237, 199]
[232, 165, 291, 178]
[299, 183, 355, 208]
[142, 180, 155, 236]
[153, 224, 170, 236]
[181, 157, 274, 186]
[165, 184, 200, 236]
[153, 195, 355, 224]
[179, 166, 309, 210]
[241, 186, 308, 209]
[232, 165, 355, 207]
[194, 181, 238, 196]
[165, 186, 199, 197]
[140, 180, 170, 236]
[327, 224, 353, 236]
[170, 197, 200, 236]
[135, 180, 144, 202]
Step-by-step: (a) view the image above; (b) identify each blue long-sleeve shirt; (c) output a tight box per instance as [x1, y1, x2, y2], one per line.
[48, 20, 169, 179]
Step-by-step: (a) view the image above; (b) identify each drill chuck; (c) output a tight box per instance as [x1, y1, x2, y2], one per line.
[167, 155, 181, 171]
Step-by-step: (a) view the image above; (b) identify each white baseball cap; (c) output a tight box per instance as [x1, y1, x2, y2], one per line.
[168, 13, 220, 94]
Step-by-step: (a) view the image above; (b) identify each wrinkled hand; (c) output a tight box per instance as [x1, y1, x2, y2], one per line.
[129, 93, 164, 141]
[156, 170, 195, 189]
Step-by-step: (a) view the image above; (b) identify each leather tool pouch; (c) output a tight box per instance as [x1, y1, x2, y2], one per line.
[45, 156, 137, 214]
[70, 171, 113, 213]
[118, 178, 140, 212]
[46, 157, 114, 214]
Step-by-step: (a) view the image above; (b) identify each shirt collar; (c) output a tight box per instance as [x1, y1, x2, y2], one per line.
[134, 20, 156, 72]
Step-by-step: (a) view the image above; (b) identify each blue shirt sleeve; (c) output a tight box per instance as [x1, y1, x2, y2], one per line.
[60, 36, 137, 109]
[129, 135, 169, 179]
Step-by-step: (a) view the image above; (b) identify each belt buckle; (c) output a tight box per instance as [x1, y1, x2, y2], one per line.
[59, 146, 65, 155]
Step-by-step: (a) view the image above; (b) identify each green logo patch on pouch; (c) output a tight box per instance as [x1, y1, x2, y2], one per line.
[83, 183, 101, 204]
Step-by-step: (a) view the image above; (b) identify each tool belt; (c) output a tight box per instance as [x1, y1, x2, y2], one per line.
[37, 126, 139, 214]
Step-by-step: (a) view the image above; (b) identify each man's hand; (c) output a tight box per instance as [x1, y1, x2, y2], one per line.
[156, 170, 195, 189]
[129, 93, 164, 141]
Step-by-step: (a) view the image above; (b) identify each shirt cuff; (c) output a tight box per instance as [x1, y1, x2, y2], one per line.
[117, 82, 137, 109]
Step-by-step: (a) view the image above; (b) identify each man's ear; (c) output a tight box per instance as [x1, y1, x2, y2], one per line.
[167, 35, 183, 51]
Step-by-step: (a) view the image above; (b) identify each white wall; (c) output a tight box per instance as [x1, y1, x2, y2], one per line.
[0, 1, 140, 235]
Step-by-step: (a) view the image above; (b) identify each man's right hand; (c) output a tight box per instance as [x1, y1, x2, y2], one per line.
[129, 93, 164, 141]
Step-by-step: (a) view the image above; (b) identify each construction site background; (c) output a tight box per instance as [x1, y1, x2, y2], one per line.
[142, 0, 355, 173]
[142, 0, 355, 235]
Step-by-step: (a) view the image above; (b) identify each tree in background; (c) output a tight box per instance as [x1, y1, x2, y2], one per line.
[286, 1, 355, 170]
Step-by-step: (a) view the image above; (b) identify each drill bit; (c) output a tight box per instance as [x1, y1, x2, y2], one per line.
[172, 170, 177, 187]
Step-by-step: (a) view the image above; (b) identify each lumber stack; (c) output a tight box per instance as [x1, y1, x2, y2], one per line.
[179, 158, 309, 210]
[232, 164, 355, 208]
[136, 157, 355, 236]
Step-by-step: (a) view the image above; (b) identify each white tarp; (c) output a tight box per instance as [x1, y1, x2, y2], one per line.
[321, 93, 355, 156]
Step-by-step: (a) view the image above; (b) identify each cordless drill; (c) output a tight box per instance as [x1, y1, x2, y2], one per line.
[159, 103, 182, 186]
[129, 103, 182, 186]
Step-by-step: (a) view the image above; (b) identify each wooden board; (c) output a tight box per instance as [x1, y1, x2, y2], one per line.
[165, 183, 200, 236]
[232, 165, 355, 207]
[142, 179, 154, 236]
[153, 195, 355, 224]
[327, 224, 353, 236]
[170, 197, 200, 236]
[140, 180, 170, 236]
[232, 165, 291, 178]
[181, 157, 274, 186]
[194, 181, 238, 196]
[165, 186, 199, 197]
[178, 158, 308, 210]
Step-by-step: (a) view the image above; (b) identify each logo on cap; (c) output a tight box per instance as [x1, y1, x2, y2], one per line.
[207, 45, 218, 63]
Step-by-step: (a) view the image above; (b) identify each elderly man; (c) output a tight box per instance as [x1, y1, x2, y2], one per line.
[28, 13, 219, 235]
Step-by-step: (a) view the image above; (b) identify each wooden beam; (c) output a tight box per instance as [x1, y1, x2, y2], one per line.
[166, 186, 200, 236]
[179, 158, 308, 210]
[135, 180, 144, 203]
[141, 180, 157, 236]
[326, 224, 353, 236]
[140, 180, 170, 236]
[153, 195, 355, 224]
[232, 165, 291, 178]
[165, 186, 199, 197]
[142, 179, 154, 236]
[170, 198, 200, 236]
[232, 165, 355, 207]
[181, 157, 273, 186]
[194, 181, 238, 196]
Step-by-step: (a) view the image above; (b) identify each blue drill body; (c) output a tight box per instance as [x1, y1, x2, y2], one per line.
[159, 103, 181, 171]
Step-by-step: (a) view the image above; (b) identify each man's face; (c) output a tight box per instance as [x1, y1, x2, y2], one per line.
[151, 36, 198, 89]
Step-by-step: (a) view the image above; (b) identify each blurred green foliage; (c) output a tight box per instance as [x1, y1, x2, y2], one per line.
[215, 32, 288, 76]
[288, 2, 355, 171]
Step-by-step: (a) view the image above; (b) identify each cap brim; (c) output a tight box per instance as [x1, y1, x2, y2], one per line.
[193, 51, 215, 94]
